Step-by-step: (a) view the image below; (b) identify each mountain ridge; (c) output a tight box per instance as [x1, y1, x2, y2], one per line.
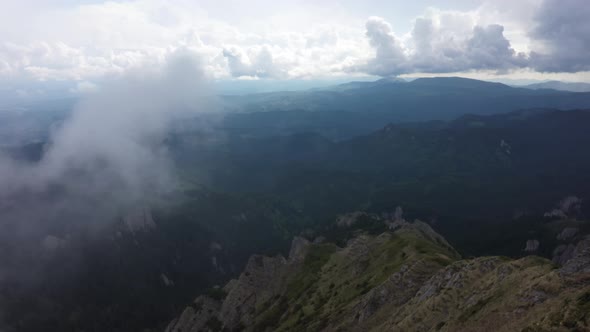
[524, 81, 590, 93]
[166, 217, 590, 331]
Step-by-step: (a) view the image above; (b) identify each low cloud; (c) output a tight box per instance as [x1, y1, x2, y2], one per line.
[0, 49, 213, 256]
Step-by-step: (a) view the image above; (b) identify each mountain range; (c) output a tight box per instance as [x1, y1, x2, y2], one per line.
[167, 217, 590, 331]
[1, 77, 590, 331]
[524, 80, 590, 93]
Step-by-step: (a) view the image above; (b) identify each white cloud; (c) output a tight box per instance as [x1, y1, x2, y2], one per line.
[223, 46, 288, 79]
[361, 16, 408, 76]
[0, 0, 588, 85]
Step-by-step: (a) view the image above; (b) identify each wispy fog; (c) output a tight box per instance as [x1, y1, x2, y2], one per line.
[0, 49, 213, 278]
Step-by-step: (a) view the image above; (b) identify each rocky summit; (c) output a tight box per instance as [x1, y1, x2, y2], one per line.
[166, 220, 590, 331]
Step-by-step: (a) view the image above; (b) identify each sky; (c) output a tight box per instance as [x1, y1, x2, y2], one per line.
[1, 0, 590, 98]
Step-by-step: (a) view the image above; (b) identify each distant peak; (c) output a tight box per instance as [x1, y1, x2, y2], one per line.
[376, 77, 406, 84]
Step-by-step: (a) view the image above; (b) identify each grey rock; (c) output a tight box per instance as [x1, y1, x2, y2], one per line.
[560, 235, 590, 276]
[557, 227, 578, 241]
[524, 239, 540, 252]
[552, 244, 576, 266]
[288, 236, 310, 263]
[336, 211, 368, 227]
[165, 295, 221, 332]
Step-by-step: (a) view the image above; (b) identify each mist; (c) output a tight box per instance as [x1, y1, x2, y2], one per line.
[0, 49, 213, 289]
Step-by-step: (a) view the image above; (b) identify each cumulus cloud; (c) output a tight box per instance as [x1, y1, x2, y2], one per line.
[0, 0, 589, 84]
[465, 24, 527, 71]
[223, 46, 290, 79]
[528, 0, 590, 72]
[363, 17, 408, 76]
[358, 15, 527, 76]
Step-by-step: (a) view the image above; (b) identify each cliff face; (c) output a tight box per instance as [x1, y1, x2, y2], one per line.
[166, 221, 590, 332]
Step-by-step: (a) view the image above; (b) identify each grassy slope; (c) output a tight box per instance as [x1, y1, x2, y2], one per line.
[251, 224, 460, 331]
[244, 224, 590, 331]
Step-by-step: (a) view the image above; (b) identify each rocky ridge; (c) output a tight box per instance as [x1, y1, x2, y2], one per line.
[166, 220, 590, 332]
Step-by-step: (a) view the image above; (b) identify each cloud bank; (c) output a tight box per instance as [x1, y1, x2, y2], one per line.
[0, 0, 589, 86]
[358, 16, 528, 77]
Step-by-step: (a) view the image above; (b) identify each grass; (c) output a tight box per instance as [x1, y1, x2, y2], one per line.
[265, 228, 461, 331]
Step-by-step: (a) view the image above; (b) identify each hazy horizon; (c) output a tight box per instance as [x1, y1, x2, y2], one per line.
[2, 0, 590, 102]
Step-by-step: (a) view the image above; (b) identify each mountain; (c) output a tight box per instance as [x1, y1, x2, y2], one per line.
[166, 218, 590, 331]
[319, 77, 407, 91]
[221, 77, 590, 140]
[3, 90, 590, 331]
[0, 189, 309, 332]
[184, 109, 590, 221]
[524, 80, 590, 93]
[168, 108, 590, 261]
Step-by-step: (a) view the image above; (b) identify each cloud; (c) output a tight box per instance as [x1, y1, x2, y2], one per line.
[0, 48, 213, 245]
[223, 46, 289, 79]
[358, 15, 527, 76]
[528, 0, 590, 72]
[0, 0, 589, 84]
[362, 16, 408, 76]
[465, 24, 527, 71]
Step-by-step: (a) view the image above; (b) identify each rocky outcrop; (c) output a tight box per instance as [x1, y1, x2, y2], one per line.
[288, 236, 310, 263]
[559, 235, 590, 276]
[165, 295, 221, 332]
[544, 195, 582, 219]
[336, 211, 369, 227]
[552, 244, 576, 266]
[166, 221, 458, 331]
[524, 239, 540, 252]
[557, 227, 579, 241]
[166, 223, 590, 332]
[219, 255, 288, 329]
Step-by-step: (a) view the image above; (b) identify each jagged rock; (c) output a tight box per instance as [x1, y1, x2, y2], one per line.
[524, 239, 540, 252]
[544, 209, 567, 219]
[393, 206, 404, 222]
[354, 259, 438, 323]
[219, 254, 288, 329]
[160, 273, 174, 287]
[288, 236, 310, 263]
[166, 222, 590, 332]
[336, 211, 368, 227]
[313, 236, 326, 244]
[544, 195, 582, 219]
[557, 227, 578, 241]
[559, 196, 582, 214]
[559, 235, 590, 276]
[552, 244, 576, 266]
[165, 296, 221, 332]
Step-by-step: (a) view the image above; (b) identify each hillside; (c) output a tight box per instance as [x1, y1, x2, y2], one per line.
[177, 109, 590, 230]
[166, 218, 590, 332]
[221, 77, 590, 140]
[524, 81, 590, 93]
